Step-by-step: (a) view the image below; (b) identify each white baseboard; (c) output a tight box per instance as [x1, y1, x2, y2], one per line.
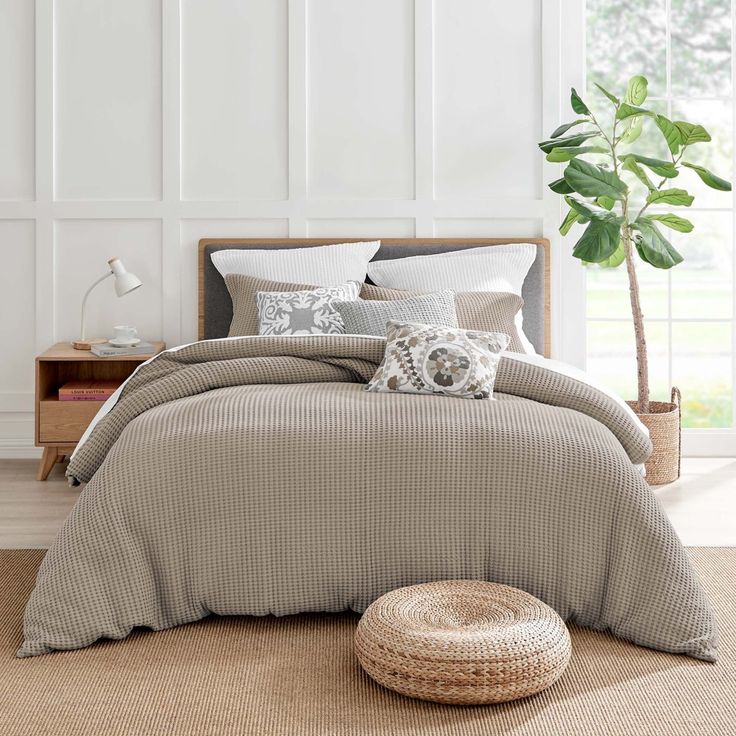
[0, 440, 42, 459]
[682, 430, 736, 457]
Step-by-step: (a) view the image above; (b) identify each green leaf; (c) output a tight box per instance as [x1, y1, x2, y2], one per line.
[646, 188, 694, 206]
[625, 75, 648, 105]
[564, 158, 628, 200]
[559, 208, 581, 236]
[647, 213, 694, 233]
[572, 218, 623, 263]
[674, 121, 711, 146]
[546, 145, 608, 162]
[681, 161, 732, 191]
[619, 154, 678, 178]
[655, 115, 682, 155]
[565, 196, 622, 223]
[618, 117, 643, 145]
[564, 196, 602, 221]
[596, 195, 616, 210]
[594, 240, 626, 268]
[548, 177, 574, 194]
[634, 219, 684, 269]
[570, 88, 590, 115]
[616, 103, 651, 120]
[621, 155, 655, 191]
[594, 82, 620, 106]
[538, 131, 599, 153]
[550, 120, 587, 138]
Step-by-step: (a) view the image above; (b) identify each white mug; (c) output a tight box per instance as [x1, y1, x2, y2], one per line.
[111, 325, 138, 345]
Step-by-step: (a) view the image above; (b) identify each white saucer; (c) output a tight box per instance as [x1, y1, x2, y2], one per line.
[109, 337, 141, 347]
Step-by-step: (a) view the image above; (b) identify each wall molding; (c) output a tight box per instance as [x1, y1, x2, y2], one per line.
[0, 0, 572, 456]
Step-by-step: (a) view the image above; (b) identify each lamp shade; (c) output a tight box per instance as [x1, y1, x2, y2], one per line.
[108, 257, 143, 297]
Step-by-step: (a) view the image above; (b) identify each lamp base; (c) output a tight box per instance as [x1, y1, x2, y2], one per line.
[72, 338, 107, 351]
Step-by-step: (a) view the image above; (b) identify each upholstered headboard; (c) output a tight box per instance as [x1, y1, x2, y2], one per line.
[198, 238, 551, 356]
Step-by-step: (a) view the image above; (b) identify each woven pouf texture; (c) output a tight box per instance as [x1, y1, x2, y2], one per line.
[354, 580, 572, 705]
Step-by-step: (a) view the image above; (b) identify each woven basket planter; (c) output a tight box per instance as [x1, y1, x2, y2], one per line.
[354, 580, 571, 705]
[627, 387, 681, 486]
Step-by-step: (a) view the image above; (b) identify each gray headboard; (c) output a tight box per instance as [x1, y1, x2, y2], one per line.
[198, 238, 551, 356]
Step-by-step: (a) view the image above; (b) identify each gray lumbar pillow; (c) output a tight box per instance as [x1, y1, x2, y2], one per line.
[333, 290, 458, 336]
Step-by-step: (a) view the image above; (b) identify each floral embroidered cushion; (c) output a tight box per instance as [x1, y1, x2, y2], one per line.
[256, 282, 360, 336]
[366, 321, 510, 399]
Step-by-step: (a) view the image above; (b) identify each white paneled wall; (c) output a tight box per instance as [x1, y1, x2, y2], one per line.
[0, 1, 35, 201]
[434, 0, 542, 200]
[181, 0, 288, 201]
[0, 0, 582, 456]
[55, 0, 163, 200]
[308, 0, 415, 199]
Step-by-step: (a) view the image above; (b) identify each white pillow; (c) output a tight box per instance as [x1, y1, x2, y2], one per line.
[211, 241, 381, 286]
[366, 244, 538, 354]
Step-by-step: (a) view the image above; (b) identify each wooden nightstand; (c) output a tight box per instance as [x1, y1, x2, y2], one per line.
[35, 342, 165, 480]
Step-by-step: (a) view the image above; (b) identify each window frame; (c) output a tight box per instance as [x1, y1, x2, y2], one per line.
[575, 0, 736, 455]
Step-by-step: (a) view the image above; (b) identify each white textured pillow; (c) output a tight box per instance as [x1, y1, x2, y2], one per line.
[256, 282, 360, 336]
[212, 241, 381, 286]
[366, 244, 537, 353]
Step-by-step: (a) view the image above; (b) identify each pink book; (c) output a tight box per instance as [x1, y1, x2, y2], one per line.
[58, 380, 120, 401]
[59, 394, 113, 402]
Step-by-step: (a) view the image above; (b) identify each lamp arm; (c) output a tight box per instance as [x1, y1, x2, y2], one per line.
[80, 271, 113, 340]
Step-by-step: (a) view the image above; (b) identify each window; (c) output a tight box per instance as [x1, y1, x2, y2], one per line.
[585, 0, 734, 431]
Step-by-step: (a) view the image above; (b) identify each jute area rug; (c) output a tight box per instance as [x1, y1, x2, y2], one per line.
[1, 548, 733, 736]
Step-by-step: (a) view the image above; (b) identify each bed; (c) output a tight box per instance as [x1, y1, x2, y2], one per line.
[19, 239, 718, 661]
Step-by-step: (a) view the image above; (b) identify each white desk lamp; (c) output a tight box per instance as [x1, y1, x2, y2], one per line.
[72, 257, 143, 350]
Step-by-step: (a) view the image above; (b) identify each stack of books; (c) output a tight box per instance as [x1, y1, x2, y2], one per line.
[90, 341, 156, 358]
[59, 380, 120, 402]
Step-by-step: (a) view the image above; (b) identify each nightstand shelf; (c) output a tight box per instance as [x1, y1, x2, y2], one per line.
[35, 342, 165, 480]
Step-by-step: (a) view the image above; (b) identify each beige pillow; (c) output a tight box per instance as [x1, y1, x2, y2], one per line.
[360, 283, 525, 353]
[224, 273, 316, 336]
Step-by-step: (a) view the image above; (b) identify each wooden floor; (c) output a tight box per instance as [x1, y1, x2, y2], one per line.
[0, 457, 734, 548]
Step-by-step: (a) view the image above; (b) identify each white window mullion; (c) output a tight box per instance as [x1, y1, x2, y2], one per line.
[655, 0, 676, 398]
[731, 0, 736, 429]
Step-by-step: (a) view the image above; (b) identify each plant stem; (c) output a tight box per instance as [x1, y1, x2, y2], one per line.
[604, 107, 650, 412]
[576, 102, 653, 411]
[622, 213, 650, 413]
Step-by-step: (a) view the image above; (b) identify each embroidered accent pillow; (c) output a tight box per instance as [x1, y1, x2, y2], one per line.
[256, 282, 360, 335]
[360, 283, 525, 352]
[366, 321, 509, 399]
[333, 291, 458, 336]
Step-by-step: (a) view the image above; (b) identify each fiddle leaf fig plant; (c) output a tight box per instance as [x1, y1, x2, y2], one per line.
[540, 75, 732, 414]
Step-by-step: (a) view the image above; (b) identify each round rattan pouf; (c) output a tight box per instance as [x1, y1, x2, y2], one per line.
[354, 580, 571, 705]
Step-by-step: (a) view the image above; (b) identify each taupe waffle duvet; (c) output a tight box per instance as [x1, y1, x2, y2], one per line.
[19, 336, 718, 660]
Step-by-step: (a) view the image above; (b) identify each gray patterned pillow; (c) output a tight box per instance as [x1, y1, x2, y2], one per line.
[256, 282, 360, 336]
[333, 291, 458, 336]
[366, 321, 509, 399]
